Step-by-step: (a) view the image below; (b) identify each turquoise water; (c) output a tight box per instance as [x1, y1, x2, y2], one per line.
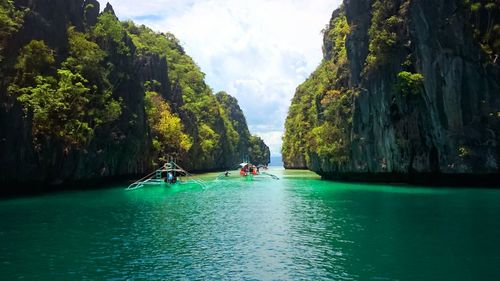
[1, 168, 499, 280]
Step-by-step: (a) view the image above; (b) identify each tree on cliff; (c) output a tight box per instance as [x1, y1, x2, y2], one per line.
[0, 0, 270, 186]
[282, 0, 499, 182]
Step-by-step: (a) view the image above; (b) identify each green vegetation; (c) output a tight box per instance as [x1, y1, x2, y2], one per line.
[64, 26, 106, 77]
[9, 40, 54, 89]
[18, 70, 96, 146]
[124, 21, 173, 57]
[12, 36, 121, 147]
[219, 105, 239, 153]
[282, 64, 323, 165]
[282, 0, 499, 176]
[1, 2, 268, 172]
[124, 22, 260, 165]
[199, 123, 219, 154]
[365, 0, 408, 72]
[283, 8, 353, 167]
[309, 122, 349, 163]
[465, 0, 499, 62]
[248, 135, 270, 165]
[0, 0, 23, 37]
[458, 146, 471, 158]
[145, 89, 192, 162]
[215, 92, 248, 134]
[124, 23, 208, 99]
[0, 0, 24, 64]
[314, 87, 353, 163]
[214, 91, 269, 164]
[93, 11, 130, 55]
[324, 11, 349, 63]
[395, 71, 424, 97]
[134, 25, 219, 153]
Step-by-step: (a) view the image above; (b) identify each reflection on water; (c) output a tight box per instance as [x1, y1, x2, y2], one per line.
[0, 168, 499, 280]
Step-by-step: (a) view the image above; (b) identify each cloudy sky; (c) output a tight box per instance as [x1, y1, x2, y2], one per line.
[106, 0, 342, 156]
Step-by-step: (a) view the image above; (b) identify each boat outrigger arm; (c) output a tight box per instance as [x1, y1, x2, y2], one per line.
[259, 172, 280, 180]
[126, 162, 206, 190]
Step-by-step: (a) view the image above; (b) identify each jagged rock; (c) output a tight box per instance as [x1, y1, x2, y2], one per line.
[83, 0, 100, 27]
[283, 0, 500, 184]
[0, 0, 270, 192]
[215, 92, 270, 166]
[135, 52, 171, 101]
[103, 2, 116, 17]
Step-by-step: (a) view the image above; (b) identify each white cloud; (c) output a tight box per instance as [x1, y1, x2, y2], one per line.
[255, 131, 284, 156]
[107, 0, 342, 155]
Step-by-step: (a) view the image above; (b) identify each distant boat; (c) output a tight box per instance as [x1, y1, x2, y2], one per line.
[217, 162, 279, 181]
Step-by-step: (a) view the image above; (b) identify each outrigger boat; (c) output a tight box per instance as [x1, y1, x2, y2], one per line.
[127, 161, 206, 190]
[217, 162, 279, 180]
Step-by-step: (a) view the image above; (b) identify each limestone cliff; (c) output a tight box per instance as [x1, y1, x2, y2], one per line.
[215, 92, 270, 166]
[0, 0, 269, 192]
[283, 0, 500, 184]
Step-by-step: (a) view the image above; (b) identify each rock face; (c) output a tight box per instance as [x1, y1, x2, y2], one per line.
[0, 0, 269, 192]
[0, 0, 153, 188]
[283, 0, 500, 184]
[247, 135, 271, 166]
[215, 92, 271, 166]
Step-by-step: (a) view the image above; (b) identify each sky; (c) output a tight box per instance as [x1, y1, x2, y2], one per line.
[106, 0, 342, 156]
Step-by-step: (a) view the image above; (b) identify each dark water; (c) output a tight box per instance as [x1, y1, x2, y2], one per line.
[1, 169, 499, 280]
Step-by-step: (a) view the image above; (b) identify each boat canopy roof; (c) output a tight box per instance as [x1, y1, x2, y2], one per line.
[158, 168, 187, 173]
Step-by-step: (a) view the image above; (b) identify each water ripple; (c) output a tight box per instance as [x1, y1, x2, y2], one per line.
[1, 169, 500, 280]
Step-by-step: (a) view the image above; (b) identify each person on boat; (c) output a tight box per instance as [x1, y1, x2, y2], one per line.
[167, 172, 174, 183]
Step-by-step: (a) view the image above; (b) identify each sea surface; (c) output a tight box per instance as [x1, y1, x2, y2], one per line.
[1, 168, 499, 280]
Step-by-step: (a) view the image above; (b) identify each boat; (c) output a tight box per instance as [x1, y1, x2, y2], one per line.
[127, 161, 206, 190]
[216, 162, 279, 181]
